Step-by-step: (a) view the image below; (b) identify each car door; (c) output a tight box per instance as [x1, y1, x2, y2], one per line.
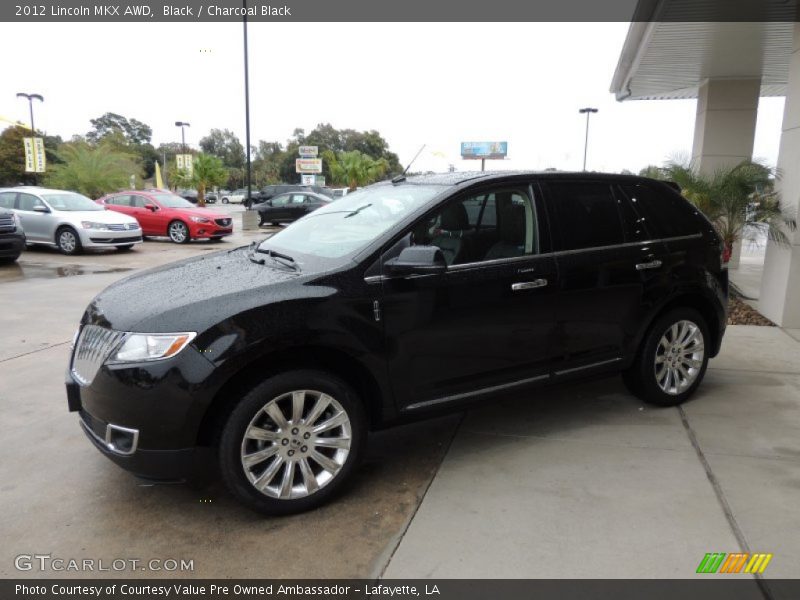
[541, 179, 668, 375]
[16, 192, 52, 243]
[266, 194, 292, 221]
[287, 194, 308, 221]
[380, 182, 559, 411]
[129, 194, 160, 234]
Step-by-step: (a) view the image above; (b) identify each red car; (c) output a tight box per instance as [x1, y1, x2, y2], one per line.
[96, 190, 233, 244]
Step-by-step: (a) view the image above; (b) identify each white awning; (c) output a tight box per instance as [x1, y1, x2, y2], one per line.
[610, 18, 794, 101]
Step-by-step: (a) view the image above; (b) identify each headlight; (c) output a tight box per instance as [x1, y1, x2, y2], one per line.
[107, 332, 197, 364]
[190, 216, 211, 223]
[81, 221, 108, 230]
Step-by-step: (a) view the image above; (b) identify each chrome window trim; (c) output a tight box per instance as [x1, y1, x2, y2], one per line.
[366, 233, 702, 283]
[406, 373, 550, 411]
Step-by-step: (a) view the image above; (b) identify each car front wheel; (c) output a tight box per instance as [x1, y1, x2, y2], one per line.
[56, 227, 82, 255]
[168, 220, 190, 244]
[623, 308, 709, 406]
[219, 370, 365, 515]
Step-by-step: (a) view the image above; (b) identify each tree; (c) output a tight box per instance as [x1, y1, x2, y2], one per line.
[0, 126, 62, 186]
[661, 160, 797, 262]
[199, 129, 245, 169]
[170, 153, 228, 207]
[43, 139, 142, 198]
[86, 112, 152, 145]
[323, 150, 389, 191]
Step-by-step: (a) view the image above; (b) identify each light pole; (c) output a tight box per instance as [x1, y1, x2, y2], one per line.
[243, 0, 253, 208]
[578, 107, 598, 171]
[174, 121, 190, 155]
[16, 92, 44, 132]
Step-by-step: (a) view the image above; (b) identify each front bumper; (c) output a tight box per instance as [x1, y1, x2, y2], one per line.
[77, 228, 143, 248]
[0, 231, 25, 257]
[66, 341, 217, 480]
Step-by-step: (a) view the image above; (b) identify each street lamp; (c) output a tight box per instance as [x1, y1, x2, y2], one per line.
[16, 92, 44, 132]
[174, 121, 191, 155]
[243, 0, 253, 208]
[578, 107, 598, 171]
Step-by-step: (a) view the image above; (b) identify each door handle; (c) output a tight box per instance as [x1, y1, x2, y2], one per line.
[635, 260, 662, 271]
[512, 279, 548, 291]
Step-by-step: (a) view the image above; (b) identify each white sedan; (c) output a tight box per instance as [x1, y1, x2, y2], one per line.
[220, 188, 247, 204]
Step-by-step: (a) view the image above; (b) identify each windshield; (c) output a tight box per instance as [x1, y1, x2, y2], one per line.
[152, 193, 194, 208]
[42, 192, 103, 211]
[258, 184, 445, 260]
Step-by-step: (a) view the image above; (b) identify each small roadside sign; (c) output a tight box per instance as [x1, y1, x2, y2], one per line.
[301, 174, 316, 185]
[296, 158, 322, 174]
[299, 145, 318, 157]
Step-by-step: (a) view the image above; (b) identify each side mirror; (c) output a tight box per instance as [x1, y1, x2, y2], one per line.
[33, 205, 50, 213]
[385, 246, 447, 276]
[145, 204, 158, 212]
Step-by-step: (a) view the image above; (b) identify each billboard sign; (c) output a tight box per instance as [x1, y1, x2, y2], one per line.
[460, 141, 508, 160]
[296, 158, 322, 174]
[298, 145, 318, 157]
[301, 174, 316, 185]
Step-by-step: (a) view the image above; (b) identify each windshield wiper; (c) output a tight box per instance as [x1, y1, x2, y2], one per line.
[252, 246, 300, 271]
[344, 203, 372, 218]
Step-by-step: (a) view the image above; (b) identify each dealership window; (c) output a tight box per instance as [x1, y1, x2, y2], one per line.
[548, 182, 624, 250]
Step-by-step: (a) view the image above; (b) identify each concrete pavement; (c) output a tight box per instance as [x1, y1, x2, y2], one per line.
[381, 326, 800, 581]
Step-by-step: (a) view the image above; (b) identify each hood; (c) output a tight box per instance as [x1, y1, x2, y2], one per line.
[176, 206, 231, 220]
[60, 209, 139, 224]
[85, 246, 310, 332]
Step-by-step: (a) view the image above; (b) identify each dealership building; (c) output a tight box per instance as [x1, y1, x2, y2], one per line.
[610, 8, 800, 327]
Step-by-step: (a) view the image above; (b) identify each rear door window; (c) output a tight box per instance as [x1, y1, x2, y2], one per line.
[618, 183, 701, 238]
[547, 182, 624, 250]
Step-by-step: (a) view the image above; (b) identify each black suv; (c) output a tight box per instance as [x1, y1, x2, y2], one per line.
[66, 171, 727, 514]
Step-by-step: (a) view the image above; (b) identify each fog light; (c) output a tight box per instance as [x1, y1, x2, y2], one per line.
[105, 424, 139, 455]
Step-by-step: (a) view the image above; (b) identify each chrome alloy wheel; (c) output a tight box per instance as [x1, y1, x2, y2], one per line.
[58, 229, 77, 253]
[240, 390, 352, 500]
[168, 221, 188, 243]
[654, 320, 705, 395]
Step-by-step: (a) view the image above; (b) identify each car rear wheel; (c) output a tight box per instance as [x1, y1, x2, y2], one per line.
[219, 370, 365, 515]
[622, 308, 709, 406]
[168, 220, 190, 244]
[222, 198, 229, 204]
[56, 227, 82, 255]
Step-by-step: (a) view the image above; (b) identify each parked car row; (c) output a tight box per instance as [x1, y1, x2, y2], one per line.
[0, 186, 234, 256]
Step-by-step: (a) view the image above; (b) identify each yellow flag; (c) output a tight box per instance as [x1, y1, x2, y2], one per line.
[155, 161, 164, 189]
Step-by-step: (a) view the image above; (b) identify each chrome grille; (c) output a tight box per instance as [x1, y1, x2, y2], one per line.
[107, 223, 136, 231]
[0, 214, 14, 233]
[71, 325, 126, 385]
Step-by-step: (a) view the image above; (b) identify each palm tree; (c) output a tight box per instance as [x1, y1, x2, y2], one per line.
[44, 140, 142, 198]
[660, 160, 796, 262]
[324, 150, 389, 191]
[170, 153, 228, 207]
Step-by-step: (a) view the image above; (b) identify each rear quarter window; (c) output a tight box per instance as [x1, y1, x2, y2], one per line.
[547, 181, 625, 250]
[619, 182, 702, 239]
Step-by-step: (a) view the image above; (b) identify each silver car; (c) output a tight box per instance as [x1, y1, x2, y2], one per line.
[0, 187, 142, 255]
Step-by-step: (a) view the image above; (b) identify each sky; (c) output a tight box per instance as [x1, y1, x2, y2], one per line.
[0, 22, 786, 174]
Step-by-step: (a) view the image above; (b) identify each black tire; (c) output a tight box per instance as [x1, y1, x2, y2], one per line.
[56, 226, 82, 255]
[115, 244, 134, 251]
[222, 198, 229, 204]
[219, 370, 366, 516]
[622, 307, 710, 407]
[210, 237, 224, 243]
[271, 222, 280, 227]
[0, 254, 20, 264]
[168, 220, 191, 244]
